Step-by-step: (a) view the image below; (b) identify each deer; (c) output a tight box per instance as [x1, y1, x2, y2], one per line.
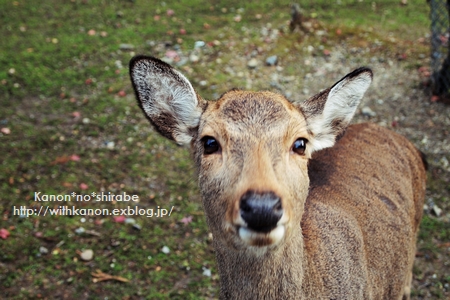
[129, 55, 427, 300]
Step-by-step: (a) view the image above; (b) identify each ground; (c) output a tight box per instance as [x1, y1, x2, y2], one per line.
[0, 1, 449, 299]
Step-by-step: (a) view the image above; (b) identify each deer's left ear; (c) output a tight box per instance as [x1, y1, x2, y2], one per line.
[129, 56, 206, 145]
[297, 67, 373, 153]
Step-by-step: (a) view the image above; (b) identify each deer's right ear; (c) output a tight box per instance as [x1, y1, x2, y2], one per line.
[129, 56, 205, 144]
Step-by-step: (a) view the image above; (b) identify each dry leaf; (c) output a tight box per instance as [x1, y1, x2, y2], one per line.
[91, 269, 129, 283]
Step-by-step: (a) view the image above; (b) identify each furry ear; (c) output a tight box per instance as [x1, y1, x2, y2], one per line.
[129, 55, 205, 144]
[299, 67, 372, 152]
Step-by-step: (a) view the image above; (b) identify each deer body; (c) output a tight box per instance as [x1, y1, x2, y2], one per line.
[129, 56, 427, 300]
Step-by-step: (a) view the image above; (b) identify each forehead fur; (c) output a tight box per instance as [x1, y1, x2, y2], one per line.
[211, 90, 297, 131]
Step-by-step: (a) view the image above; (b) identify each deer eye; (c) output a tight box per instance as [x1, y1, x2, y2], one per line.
[292, 138, 307, 155]
[202, 136, 220, 155]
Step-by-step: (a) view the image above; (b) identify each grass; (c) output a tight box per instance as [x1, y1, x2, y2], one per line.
[0, 0, 447, 298]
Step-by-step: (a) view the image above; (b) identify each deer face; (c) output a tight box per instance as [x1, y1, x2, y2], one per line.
[193, 90, 312, 250]
[129, 56, 372, 252]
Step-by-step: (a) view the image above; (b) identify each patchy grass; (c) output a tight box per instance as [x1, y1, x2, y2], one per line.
[1, 0, 447, 299]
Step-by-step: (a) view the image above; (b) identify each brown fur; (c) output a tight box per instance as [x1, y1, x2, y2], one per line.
[129, 57, 427, 299]
[196, 93, 425, 300]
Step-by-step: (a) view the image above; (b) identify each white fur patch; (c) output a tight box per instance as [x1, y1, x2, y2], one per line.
[239, 225, 285, 246]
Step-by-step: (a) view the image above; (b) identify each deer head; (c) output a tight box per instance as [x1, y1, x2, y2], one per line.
[129, 56, 372, 253]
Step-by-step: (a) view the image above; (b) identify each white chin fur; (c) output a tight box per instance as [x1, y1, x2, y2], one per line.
[238, 225, 285, 246]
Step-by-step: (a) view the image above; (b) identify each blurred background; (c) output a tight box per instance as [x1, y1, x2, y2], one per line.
[0, 0, 449, 299]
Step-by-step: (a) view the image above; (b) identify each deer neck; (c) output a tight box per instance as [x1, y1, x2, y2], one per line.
[214, 228, 312, 299]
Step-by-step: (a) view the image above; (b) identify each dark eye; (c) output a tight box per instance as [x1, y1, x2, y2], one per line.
[202, 136, 220, 155]
[292, 138, 307, 155]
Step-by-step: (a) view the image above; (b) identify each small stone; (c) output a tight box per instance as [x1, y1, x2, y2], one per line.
[199, 80, 208, 87]
[176, 57, 188, 67]
[202, 267, 212, 277]
[132, 223, 142, 230]
[189, 54, 199, 63]
[265, 55, 278, 66]
[146, 40, 156, 47]
[432, 205, 442, 217]
[75, 227, 85, 234]
[39, 246, 49, 254]
[82, 118, 90, 124]
[119, 44, 135, 50]
[281, 76, 295, 83]
[361, 106, 376, 117]
[440, 156, 449, 170]
[80, 249, 94, 261]
[247, 58, 258, 69]
[106, 141, 115, 150]
[114, 60, 123, 69]
[161, 246, 170, 254]
[125, 218, 136, 224]
[194, 41, 205, 49]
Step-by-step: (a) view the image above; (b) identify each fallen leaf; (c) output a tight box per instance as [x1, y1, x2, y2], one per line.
[51, 156, 70, 165]
[88, 29, 96, 36]
[70, 154, 80, 162]
[180, 216, 193, 225]
[0, 228, 10, 239]
[72, 111, 81, 118]
[166, 9, 175, 16]
[117, 90, 126, 97]
[85, 78, 93, 85]
[1, 127, 11, 135]
[438, 242, 450, 248]
[85, 230, 101, 236]
[431, 95, 440, 102]
[91, 269, 129, 283]
[80, 183, 88, 190]
[165, 50, 178, 58]
[114, 215, 126, 223]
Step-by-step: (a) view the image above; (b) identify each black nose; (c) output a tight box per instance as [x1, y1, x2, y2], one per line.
[239, 191, 283, 233]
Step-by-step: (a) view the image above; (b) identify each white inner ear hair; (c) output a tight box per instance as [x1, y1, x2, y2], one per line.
[133, 59, 202, 144]
[307, 74, 371, 153]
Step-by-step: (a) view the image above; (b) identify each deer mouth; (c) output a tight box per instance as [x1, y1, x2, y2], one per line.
[238, 225, 286, 247]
